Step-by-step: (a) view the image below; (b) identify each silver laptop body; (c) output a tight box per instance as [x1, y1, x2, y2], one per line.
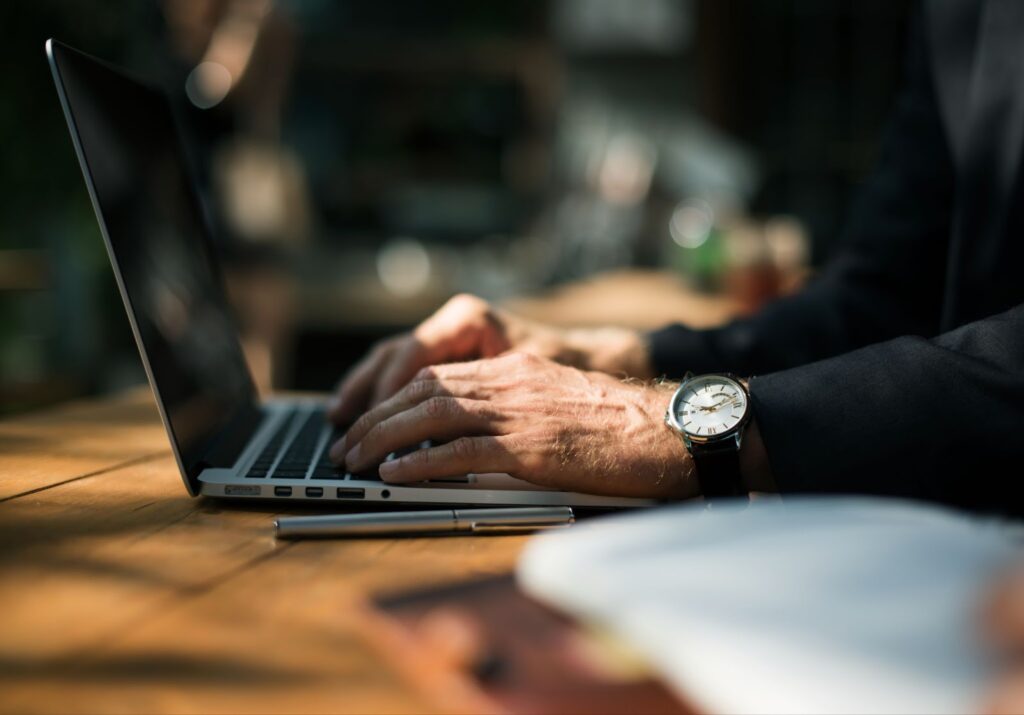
[47, 39, 648, 509]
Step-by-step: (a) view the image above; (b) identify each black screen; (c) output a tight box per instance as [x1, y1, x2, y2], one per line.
[48, 41, 261, 490]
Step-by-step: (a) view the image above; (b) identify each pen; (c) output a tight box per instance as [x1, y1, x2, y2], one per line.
[274, 506, 575, 539]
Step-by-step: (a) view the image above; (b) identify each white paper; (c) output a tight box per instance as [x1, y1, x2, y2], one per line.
[517, 497, 1022, 715]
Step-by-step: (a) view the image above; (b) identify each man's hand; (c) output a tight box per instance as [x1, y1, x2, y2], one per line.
[327, 294, 652, 424]
[984, 562, 1024, 714]
[329, 352, 694, 499]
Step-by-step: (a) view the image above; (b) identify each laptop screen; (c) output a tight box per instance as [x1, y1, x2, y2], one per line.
[48, 41, 262, 491]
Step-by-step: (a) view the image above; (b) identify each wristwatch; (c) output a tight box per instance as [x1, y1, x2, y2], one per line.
[664, 373, 751, 502]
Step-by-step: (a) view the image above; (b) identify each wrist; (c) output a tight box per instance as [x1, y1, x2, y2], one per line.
[565, 327, 655, 379]
[659, 375, 775, 499]
[639, 383, 698, 499]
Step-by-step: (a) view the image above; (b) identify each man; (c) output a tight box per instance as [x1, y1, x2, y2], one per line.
[327, 0, 1024, 515]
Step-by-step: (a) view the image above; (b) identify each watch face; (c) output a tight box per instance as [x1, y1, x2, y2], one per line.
[673, 375, 748, 439]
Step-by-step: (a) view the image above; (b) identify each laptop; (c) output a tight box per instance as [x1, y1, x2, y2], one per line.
[46, 39, 646, 509]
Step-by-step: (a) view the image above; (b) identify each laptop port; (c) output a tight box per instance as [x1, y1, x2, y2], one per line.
[274, 486, 292, 497]
[225, 484, 261, 497]
[335, 487, 365, 499]
[305, 487, 324, 498]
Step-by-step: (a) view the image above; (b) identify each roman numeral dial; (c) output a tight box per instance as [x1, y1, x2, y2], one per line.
[670, 375, 749, 440]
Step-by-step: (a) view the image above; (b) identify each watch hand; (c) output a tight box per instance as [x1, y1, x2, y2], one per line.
[699, 399, 731, 412]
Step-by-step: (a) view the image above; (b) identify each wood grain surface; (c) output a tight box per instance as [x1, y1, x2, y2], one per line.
[0, 389, 529, 714]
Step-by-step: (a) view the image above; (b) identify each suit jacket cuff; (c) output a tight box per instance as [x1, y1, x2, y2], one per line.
[647, 324, 724, 378]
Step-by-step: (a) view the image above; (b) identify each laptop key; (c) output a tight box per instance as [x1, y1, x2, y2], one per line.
[267, 409, 324, 478]
[351, 469, 382, 482]
[311, 466, 345, 480]
[310, 466, 382, 481]
[243, 408, 302, 478]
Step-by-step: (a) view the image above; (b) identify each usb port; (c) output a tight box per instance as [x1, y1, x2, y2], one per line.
[335, 487, 365, 499]
[305, 486, 324, 498]
[225, 485, 261, 497]
[273, 486, 292, 497]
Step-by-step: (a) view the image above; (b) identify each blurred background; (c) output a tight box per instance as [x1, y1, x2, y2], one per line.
[0, 0, 911, 415]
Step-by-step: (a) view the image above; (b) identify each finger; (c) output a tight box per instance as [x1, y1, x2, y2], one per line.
[986, 670, 1024, 715]
[331, 376, 448, 460]
[368, 309, 507, 406]
[1000, 570, 1024, 639]
[378, 435, 518, 483]
[415, 352, 535, 383]
[365, 294, 499, 407]
[327, 339, 398, 423]
[345, 397, 497, 472]
[985, 567, 1024, 650]
[370, 338, 431, 407]
[418, 293, 504, 360]
[418, 608, 488, 672]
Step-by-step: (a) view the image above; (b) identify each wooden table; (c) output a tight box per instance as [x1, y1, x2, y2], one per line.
[0, 389, 529, 714]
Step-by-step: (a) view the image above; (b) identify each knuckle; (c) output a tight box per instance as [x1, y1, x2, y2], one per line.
[449, 437, 478, 461]
[508, 351, 536, 365]
[364, 420, 386, 447]
[407, 378, 440, 402]
[350, 412, 373, 437]
[413, 366, 436, 383]
[455, 397, 485, 418]
[448, 293, 487, 315]
[423, 395, 454, 419]
[407, 446, 432, 467]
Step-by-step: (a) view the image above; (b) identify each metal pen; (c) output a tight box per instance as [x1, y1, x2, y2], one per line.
[274, 506, 575, 539]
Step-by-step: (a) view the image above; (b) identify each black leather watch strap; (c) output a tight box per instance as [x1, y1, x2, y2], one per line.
[691, 444, 743, 500]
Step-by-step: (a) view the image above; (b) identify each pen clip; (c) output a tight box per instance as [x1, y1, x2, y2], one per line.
[461, 507, 575, 533]
[469, 521, 573, 533]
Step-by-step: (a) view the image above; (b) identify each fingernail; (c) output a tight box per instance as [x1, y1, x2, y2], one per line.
[344, 443, 362, 469]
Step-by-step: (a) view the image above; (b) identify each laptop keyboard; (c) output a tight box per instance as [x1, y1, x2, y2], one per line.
[245, 406, 380, 482]
[272, 410, 325, 478]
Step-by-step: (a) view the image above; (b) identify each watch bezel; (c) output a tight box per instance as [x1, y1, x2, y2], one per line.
[665, 373, 750, 446]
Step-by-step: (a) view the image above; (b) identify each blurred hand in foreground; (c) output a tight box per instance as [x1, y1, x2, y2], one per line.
[327, 294, 653, 424]
[984, 562, 1024, 714]
[330, 352, 693, 499]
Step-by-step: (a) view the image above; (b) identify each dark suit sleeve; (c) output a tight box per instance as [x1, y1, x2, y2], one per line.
[649, 11, 954, 378]
[750, 303, 1024, 515]
[644, 12, 1024, 513]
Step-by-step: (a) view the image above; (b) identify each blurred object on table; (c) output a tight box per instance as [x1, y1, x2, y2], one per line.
[518, 498, 1021, 715]
[504, 269, 742, 331]
[361, 574, 692, 715]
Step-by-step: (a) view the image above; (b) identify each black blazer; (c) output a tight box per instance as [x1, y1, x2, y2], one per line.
[649, 0, 1024, 515]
